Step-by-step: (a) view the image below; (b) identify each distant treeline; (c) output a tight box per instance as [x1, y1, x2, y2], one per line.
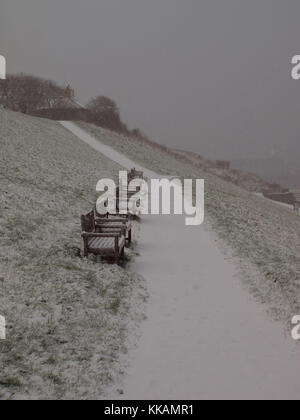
[0, 73, 149, 141]
[0, 73, 290, 196]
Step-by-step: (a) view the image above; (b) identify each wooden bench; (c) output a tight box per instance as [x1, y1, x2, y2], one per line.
[94, 207, 132, 244]
[128, 168, 144, 182]
[81, 212, 126, 263]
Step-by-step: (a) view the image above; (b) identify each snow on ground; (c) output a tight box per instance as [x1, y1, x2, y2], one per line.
[253, 192, 300, 214]
[0, 109, 147, 399]
[78, 121, 300, 325]
[60, 122, 158, 180]
[122, 213, 300, 399]
[66, 122, 300, 399]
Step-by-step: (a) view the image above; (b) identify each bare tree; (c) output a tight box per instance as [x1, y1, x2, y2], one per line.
[0, 74, 69, 114]
[87, 95, 124, 131]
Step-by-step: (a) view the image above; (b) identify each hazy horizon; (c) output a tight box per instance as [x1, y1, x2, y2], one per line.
[1, 1, 300, 170]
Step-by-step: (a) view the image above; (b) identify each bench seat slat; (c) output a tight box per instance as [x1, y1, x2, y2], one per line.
[88, 236, 125, 250]
[82, 211, 127, 261]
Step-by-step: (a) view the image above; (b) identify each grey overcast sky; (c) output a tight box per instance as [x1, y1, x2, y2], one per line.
[1, 0, 300, 162]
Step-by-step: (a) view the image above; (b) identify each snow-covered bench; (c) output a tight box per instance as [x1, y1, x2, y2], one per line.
[94, 208, 132, 244]
[128, 168, 144, 182]
[81, 212, 126, 263]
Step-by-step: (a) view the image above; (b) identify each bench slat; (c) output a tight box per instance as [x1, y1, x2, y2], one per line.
[88, 236, 125, 250]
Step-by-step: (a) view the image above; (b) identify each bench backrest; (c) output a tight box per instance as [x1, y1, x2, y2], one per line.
[81, 211, 95, 232]
[128, 168, 143, 181]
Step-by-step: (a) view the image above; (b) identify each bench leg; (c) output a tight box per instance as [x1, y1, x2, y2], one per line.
[128, 229, 132, 245]
[115, 238, 120, 263]
[83, 239, 88, 258]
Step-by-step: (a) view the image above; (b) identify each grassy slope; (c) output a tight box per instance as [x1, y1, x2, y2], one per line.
[79, 122, 300, 325]
[0, 110, 146, 400]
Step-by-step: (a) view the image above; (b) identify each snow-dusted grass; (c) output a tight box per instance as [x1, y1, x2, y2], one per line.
[0, 110, 146, 399]
[79, 122, 300, 325]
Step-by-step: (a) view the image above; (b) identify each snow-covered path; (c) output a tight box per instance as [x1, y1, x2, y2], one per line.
[61, 121, 300, 400]
[124, 214, 300, 400]
[60, 121, 158, 179]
